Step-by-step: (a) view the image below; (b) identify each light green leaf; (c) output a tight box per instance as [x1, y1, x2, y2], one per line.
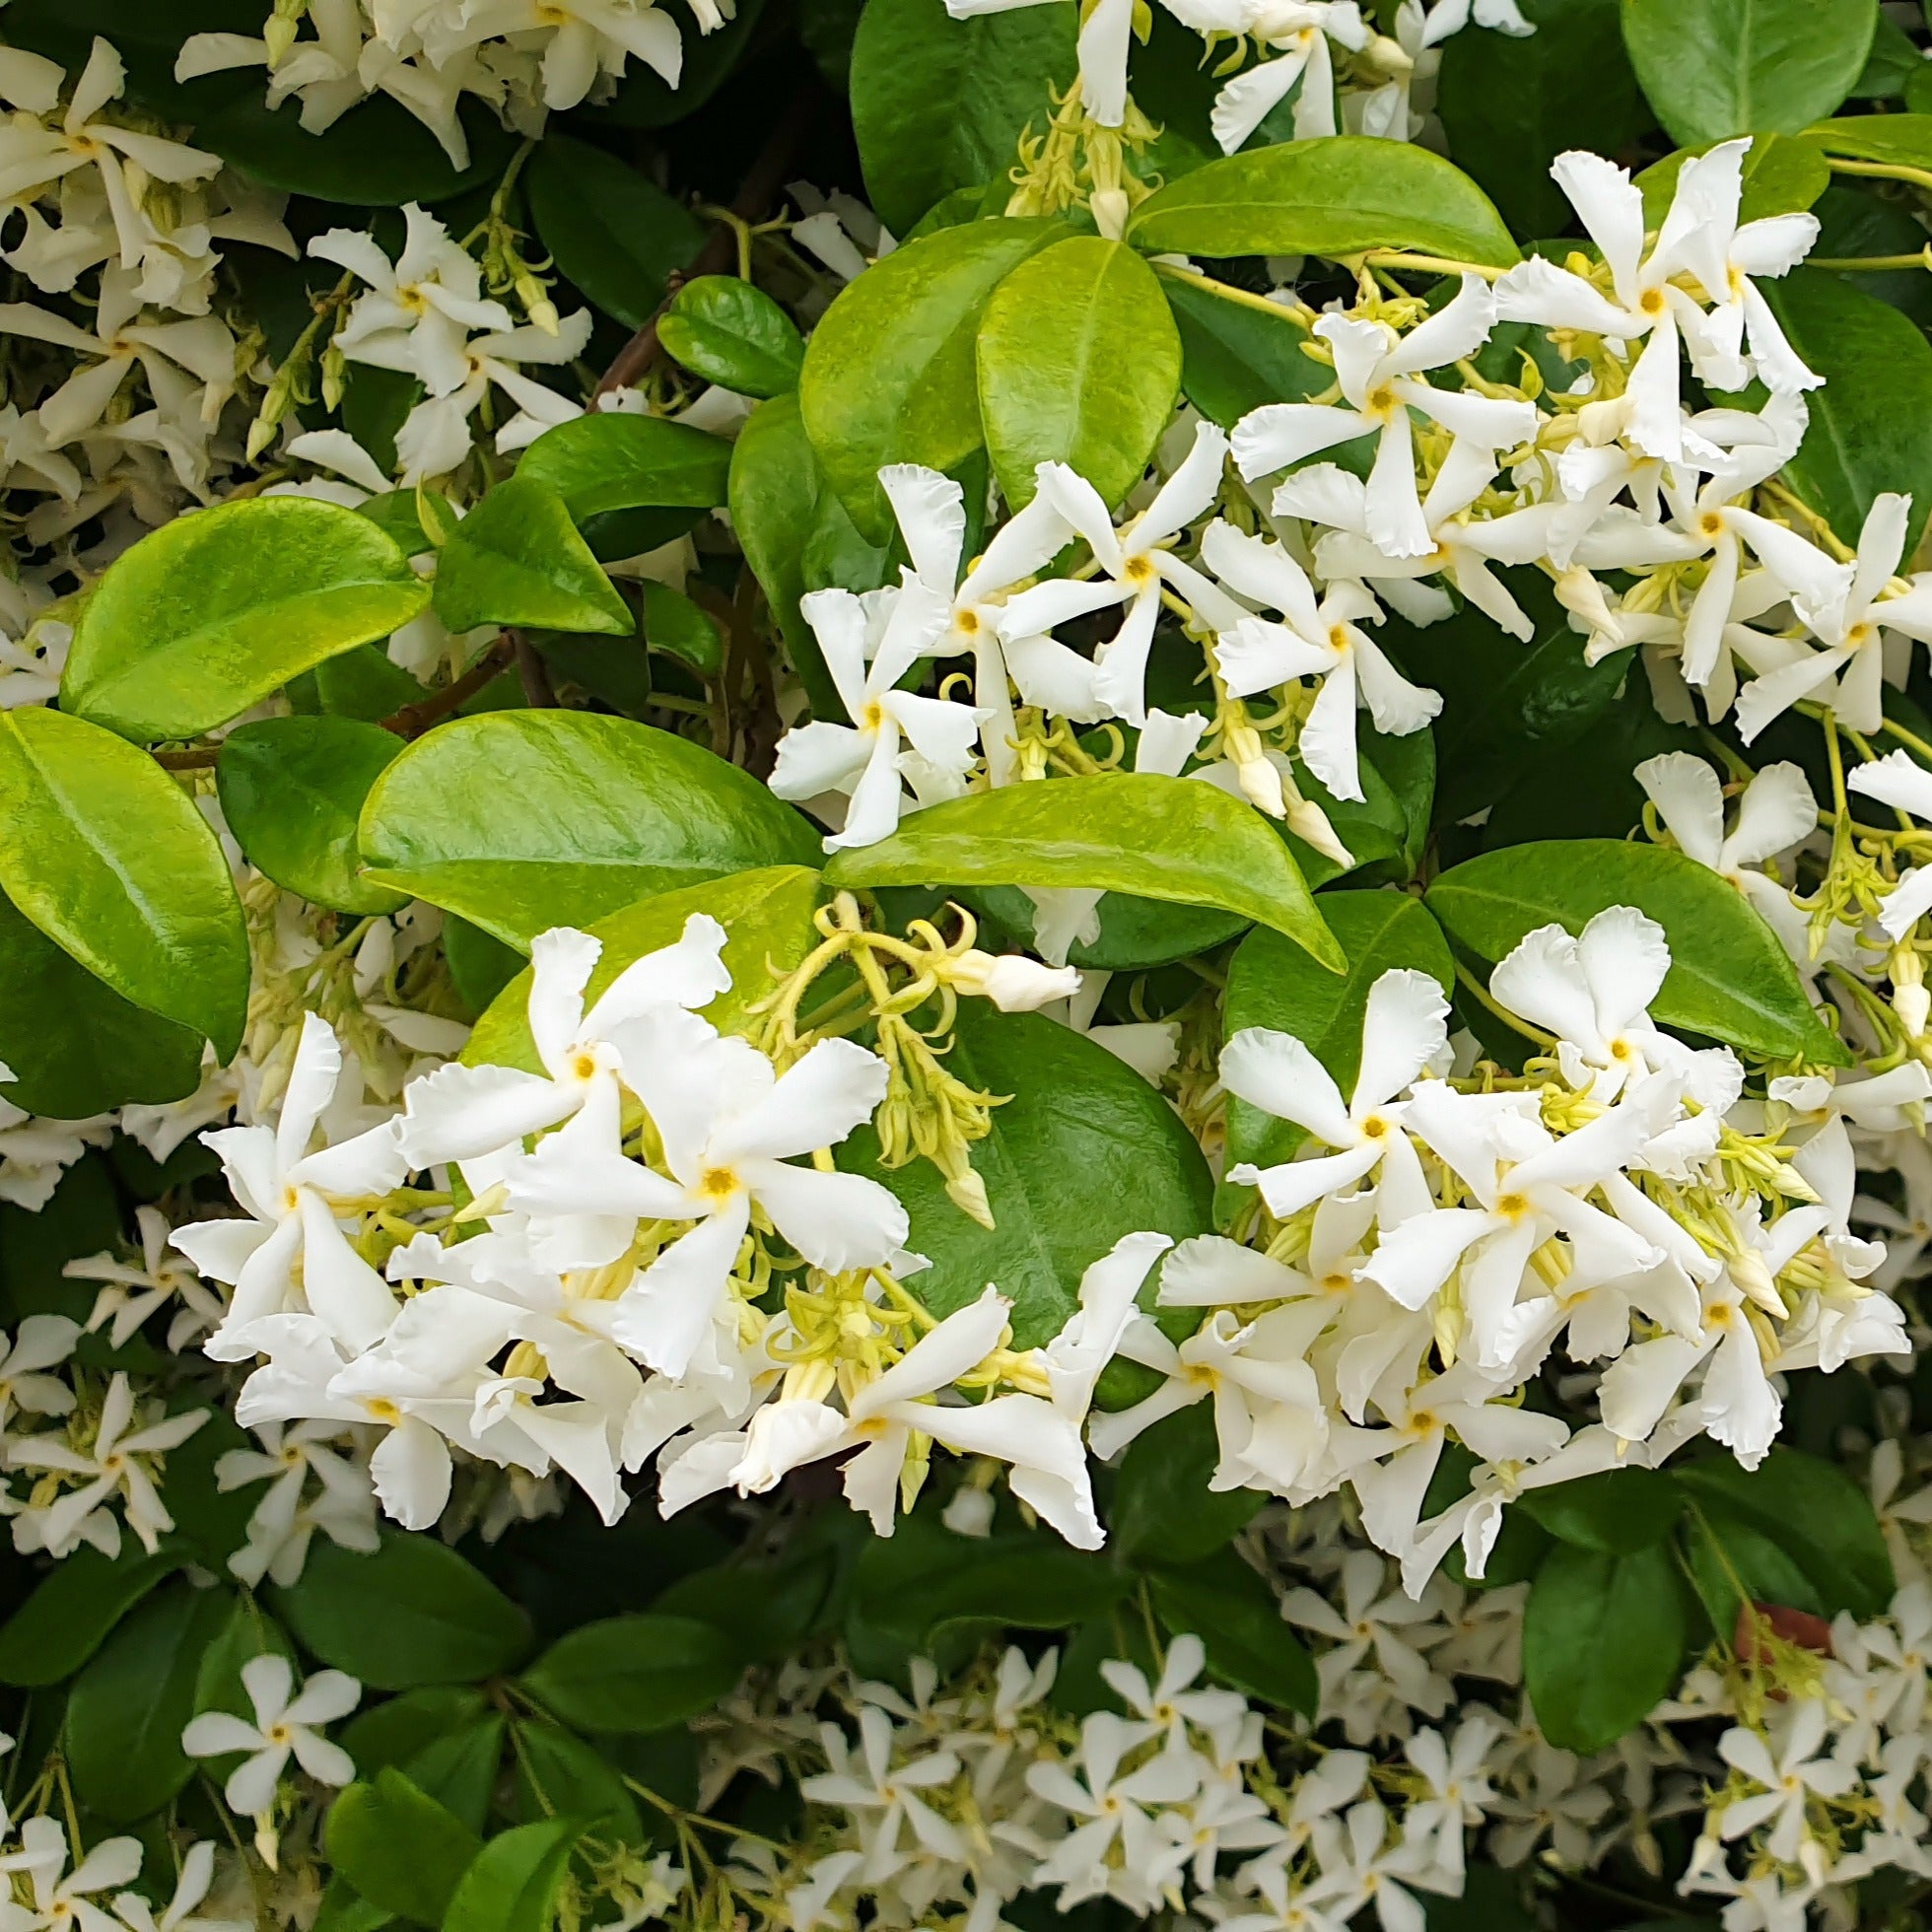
[433, 476, 632, 636]
[442, 1818, 583, 1932]
[1802, 111, 1932, 171]
[360, 712, 821, 946]
[1621, 0, 1877, 145]
[822, 773, 1344, 971]
[1425, 838, 1848, 1063]
[1126, 137, 1521, 268]
[464, 866, 823, 1069]
[0, 890, 204, 1118]
[271, 1532, 532, 1690]
[524, 133, 706, 330]
[849, 0, 1075, 232]
[838, 1004, 1213, 1348]
[0, 707, 248, 1056]
[61, 495, 428, 742]
[1223, 892, 1455, 1178]
[799, 216, 1069, 541]
[519, 1615, 741, 1734]
[327, 1771, 482, 1928]
[1523, 1542, 1687, 1751]
[977, 236, 1181, 512]
[218, 718, 409, 916]
[657, 276, 805, 398]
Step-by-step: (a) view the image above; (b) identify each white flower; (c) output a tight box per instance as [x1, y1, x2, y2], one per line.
[1202, 2, 1372, 152]
[1100, 1633, 1248, 1749]
[455, 0, 686, 108]
[1848, 749, 1932, 939]
[1232, 277, 1534, 559]
[0, 1315, 79, 1428]
[769, 578, 982, 849]
[102, 1841, 242, 1932]
[1400, 1711, 1500, 1879]
[0, 1817, 141, 1932]
[1713, 1700, 1855, 1872]
[180, 1653, 360, 1817]
[946, 948, 1082, 1013]
[393, 312, 595, 481]
[65, 1206, 224, 1350]
[216, 1420, 380, 1588]
[798, 1705, 965, 1883]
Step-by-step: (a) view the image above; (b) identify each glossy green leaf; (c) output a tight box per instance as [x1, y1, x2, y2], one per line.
[465, 866, 823, 1068]
[977, 236, 1180, 512]
[327, 1770, 482, 1927]
[849, 0, 1074, 232]
[442, 1817, 583, 1932]
[1675, 1446, 1894, 1618]
[506, 1721, 646, 1846]
[343, 1689, 492, 1780]
[799, 216, 1070, 541]
[1519, 1468, 1684, 1553]
[271, 1532, 532, 1690]
[515, 412, 732, 553]
[519, 1615, 741, 1734]
[1161, 272, 1327, 429]
[1621, 0, 1877, 145]
[0, 1546, 184, 1688]
[1126, 138, 1521, 267]
[1748, 269, 1932, 553]
[1426, 838, 1846, 1062]
[1636, 131, 1830, 225]
[0, 889, 204, 1118]
[66, 1580, 236, 1821]
[1523, 1541, 1687, 1751]
[1223, 892, 1456, 1178]
[1683, 1499, 1826, 1632]
[657, 276, 805, 397]
[642, 580, 724, 674]
[1146, 1552, 1318, 1717]
[1110, 1407, 1265, 1568]
[0, 707, 249, 1055]
[433, 476, 632, 636]
[1801, 111, 1932, 172]
[823, 773, 1343, 970]
[838, 1005, 1213, 1347]
[61, 496, 428, 742]
[361, 713, 821, 946]
[218, 718, 409, 916]
[1438, 0, 1654, 237]
[525, 134, 706, 330]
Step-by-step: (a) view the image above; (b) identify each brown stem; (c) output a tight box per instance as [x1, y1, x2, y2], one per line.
[591, 84, 821, 401]
[153, 746, 220, 770]
[511, 626, 558, 708]
[380, 632, 517, 737]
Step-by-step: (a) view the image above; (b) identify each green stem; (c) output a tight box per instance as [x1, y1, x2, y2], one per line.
[1150, 257, 1308, 324]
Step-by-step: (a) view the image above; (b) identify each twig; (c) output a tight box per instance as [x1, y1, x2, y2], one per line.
[153, 746, 220, 770]
[591, 84, 821, 401]
[511, 625, 557, 708]
[380, 632, 516, 736]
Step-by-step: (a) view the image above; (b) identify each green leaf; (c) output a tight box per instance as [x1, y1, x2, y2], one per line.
[1801, 111, 1932, 171]
[465, 866, 823, 1068]
[1518, 1468, 1684, 1552]
[391, 1719, 506, 1836]
[516, 411, 731, 564]
[1110, 1406, 1264, 1567]
[823, 773, 1342, 969]
[1438, 0, 1655, 238]
[1636, 132, 1830, 226]
[442, 1818, 583, 1932]
[657, 276, 805, 398]
[1223, 892, 1456, 1178]
[271, 1532, 532, 1690]
[1522, 1542, 1688, 1751]
[506, 1721, 645, 1846]
[433, 477, 632, 636]
[977, 236, 1181, 512]
[66, 1580, 236, 1821]
[524, 134, 707, 331]
[0, 708, 249, 1056]
[1425, 838, 1847, 1062]
[838, 1005, 1213, 1347]
[1748, 269, 1932, 554]
[327, 1770, 482, 1927]
[653, 1543, 847, 1666]
[1682, 1498, 1825, 1631]
[1146, 1552, 1317, 1717]
[218, 718, 409, 916]
[1126, 138, 1521, 268]
[1675, 1446, 1894, 1618]
[849, 0, 1074, 232]
[641, 581, 724, 675]
[0, 1545, 184, 1688]
[1161, 273, 1326, 430]
[360, 713, 821, 946]
[1851, 11, 1920, 97]
[0, 889, 204, 1116]
[1621, 0, 1878, 145]
[344, 1689, 491, 1779]
[62, 496, 428, 742]
[799, 216, 1070, 541]
[519, 1615, 741, 1735]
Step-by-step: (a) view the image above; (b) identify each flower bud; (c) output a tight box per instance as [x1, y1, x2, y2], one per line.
[1286, 796, 1352, 868]
[947, 947, 1080, 1013]
[1088, 187, 1131, 241]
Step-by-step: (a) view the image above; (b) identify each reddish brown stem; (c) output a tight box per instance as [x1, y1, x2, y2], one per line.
[380, 632, 517, 737]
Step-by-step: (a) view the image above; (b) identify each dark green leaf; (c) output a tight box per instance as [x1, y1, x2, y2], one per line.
[442, 1817, 583, 1932]
[1523, 1542, 1687, 1751]
[344, 1689, 491, 1778]
[326, 1770, 482, 1927]
[641, 581, 724, 674]
[1518, 1468, 1684, 1552]
[1110, 1406, 1264, 1567]
[506, 1721, 646, 1845]
[1162, 273, 1327, 430]
[519, 1615, 741, 1734]
[1146, 1552, 1317, 1717]
[433, 477, 632, 636]
[0, 1546, 184, 1688]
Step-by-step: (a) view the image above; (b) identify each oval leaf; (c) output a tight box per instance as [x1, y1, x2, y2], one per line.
[1146, 1553, 1318, 1718]
[1523, 1542, 1687, 1752]
[657, 275, 805, 398]
[518, 1615, 741, 1734]
[433, 475, 632, 636]
[516, 411, 732, 523]
[0, 707, 249, 1055]
[218, 717, 409, 916]
[1126, 138, 1521, 268]
[326, 1770, 482, 1927]
[442, 1816, 584, 1932]
[977, 235, 1180, 512]
[62, 496, 429, 742]
[360, 712, 822, 945]
[1425, 838, 1846, 1062]
[822, 773, 1344, 971]
[0, 1545, 184, 1689]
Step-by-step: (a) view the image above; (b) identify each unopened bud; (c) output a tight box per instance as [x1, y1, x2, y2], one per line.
[944, 1166, 995, 1230]
[264, 12, 300, 65]
[1729, 1243, 1784, 1315]
[1287, 796, 1352, 868]
[1088, 187, 1131, 242]
[1895, 946, 1928, 1037]
[948, 947, 1080, 1013]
